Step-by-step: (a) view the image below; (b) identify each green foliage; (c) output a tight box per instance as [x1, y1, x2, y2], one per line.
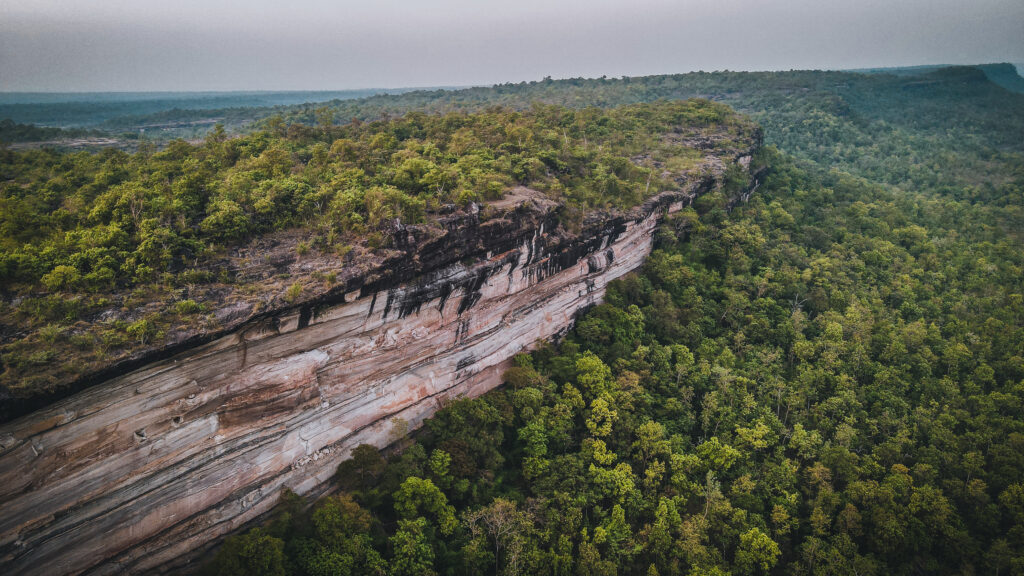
[389, 517, 437, 576]
[206, 528, 287, 576]
[207, 490, 386, 576]
[393, 476, 458, 535]
[40, 265, 81, 291]
[285, 282, 303, 304]
[3, 100, 745, 297]
[126, 317, 160, 345]
[173, 299, 205, 315]
[268, 67, 1024, 215]
[734, 528, 780, 575]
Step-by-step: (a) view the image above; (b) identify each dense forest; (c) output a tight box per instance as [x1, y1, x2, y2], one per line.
[201, 69, 1024, 575]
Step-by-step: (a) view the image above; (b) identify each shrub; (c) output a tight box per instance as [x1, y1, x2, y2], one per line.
[285, 282, 303, 303]
[126, 318, 160, 345]
[41, 265, 81, 292]
[174, 299, 205, 315]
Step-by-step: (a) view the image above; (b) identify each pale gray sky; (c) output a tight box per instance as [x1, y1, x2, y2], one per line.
[1, 0, 1022, 91]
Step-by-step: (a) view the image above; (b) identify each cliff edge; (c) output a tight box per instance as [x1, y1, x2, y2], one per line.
[0, 119, 762, 575]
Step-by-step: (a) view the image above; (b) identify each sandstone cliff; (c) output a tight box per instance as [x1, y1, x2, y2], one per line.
[0, 132, 761, 575]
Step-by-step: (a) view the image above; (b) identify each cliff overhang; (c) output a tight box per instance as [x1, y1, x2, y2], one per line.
[0, 126, 762, 575]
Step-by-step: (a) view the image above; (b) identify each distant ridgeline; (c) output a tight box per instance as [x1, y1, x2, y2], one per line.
[5, 64, 1023, 202]
[0, 88, 437, 140]
[0, 89, 440, 126]
[0, 119, 103, 143]
[851, 63, 1024, 93]
[271, 65, 1024, 199]
[3, 64, 1022, 142]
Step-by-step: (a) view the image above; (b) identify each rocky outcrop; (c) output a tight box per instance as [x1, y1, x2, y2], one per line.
[0, 138, 761, 575]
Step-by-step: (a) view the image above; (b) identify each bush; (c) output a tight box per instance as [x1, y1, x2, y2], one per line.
[126, 318, 160, 345]
[285, 282, 303, 303]
[174, 299, 205, 315]
[41, 265, 81, 292]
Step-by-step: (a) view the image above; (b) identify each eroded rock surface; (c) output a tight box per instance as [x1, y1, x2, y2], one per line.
[0, 137, 761, 575]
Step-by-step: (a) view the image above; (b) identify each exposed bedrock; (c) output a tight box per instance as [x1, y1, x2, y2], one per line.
[0, 147, 761, 575]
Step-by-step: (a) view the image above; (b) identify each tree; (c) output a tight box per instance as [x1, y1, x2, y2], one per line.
[576, 351, 614, 398]
[734, 528, 781, 575]
[390, 517, 436, 576]
[201, 199, 250, 240]
[393, 476, 457, 535]
[595, 504, 634, 562]
[207, 528, 288, 576]
[335, 444, 386, 490]
[315, 106, 335, 128]
[586, 396, 618, 438]
[464, 498, 536, 576]
[649, 497, 682, 566]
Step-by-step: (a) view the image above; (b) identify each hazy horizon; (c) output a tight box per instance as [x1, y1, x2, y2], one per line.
[2, 0, 1023, 92]
[1, 63, 1023, 97]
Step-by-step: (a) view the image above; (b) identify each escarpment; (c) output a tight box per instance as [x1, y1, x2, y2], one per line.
[0, 133, 761, 575]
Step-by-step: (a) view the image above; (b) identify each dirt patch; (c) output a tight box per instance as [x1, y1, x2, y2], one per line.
[490, 186, 558, 211]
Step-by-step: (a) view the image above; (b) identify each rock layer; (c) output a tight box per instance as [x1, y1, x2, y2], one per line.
[0, 145, 760, 575]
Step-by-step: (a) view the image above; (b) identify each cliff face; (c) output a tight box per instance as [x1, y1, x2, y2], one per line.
[0, 138, 760, 575]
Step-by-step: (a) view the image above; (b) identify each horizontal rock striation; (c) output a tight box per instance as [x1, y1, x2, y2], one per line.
[0, 140, 760, 575]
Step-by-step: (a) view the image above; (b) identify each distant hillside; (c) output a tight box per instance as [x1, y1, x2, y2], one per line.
[16, 65, 1017, 201]
[978, 63, 1024, 93]
[852, 62, 1024, 93]
[259, 65, 1024, 206]
[8, 64, 1022, 146]
[0, 119, 103, 144]
[0, 88, 438, 131]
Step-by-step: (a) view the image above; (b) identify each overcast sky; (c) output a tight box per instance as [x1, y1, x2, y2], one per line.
[1, 0, 1022, 92]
